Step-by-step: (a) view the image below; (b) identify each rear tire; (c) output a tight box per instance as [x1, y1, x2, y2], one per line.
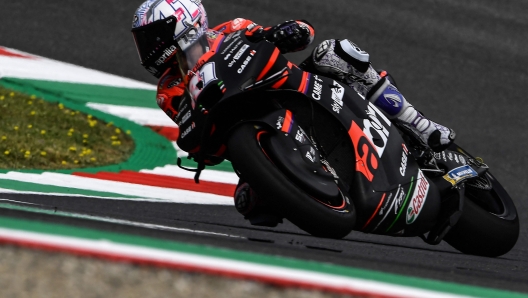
[228, 123, 356, 238]
[444, 172, 519, 257]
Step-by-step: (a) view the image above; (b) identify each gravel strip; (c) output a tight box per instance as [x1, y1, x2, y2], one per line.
[0, 245, 355, 298]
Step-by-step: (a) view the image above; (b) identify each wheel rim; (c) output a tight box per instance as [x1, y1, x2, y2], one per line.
[255, 129, 348, 210]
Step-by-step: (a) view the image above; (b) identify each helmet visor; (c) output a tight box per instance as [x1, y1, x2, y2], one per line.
[131, 16, 178, 65]
[175, 32, 209, 75]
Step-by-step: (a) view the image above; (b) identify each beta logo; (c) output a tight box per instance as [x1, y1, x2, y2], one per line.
[406, 170, 430, 224]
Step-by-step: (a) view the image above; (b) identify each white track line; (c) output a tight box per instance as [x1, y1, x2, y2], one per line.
[0, 228, 472, 298]
[0, 172, 233, 205]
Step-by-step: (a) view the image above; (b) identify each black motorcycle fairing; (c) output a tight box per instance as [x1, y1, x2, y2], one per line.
[179, 30, 441, 236]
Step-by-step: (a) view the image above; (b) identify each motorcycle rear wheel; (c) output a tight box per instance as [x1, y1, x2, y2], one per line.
[444, 172, 519, 257]
[227, 123, 356, 239]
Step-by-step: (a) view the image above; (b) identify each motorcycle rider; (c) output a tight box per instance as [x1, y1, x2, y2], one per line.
[131, 0, 456, 223]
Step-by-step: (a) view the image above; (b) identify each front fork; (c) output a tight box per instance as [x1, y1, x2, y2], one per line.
[417, 146, 489, 244]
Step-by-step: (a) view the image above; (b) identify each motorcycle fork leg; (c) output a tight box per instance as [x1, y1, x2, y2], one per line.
[423, 184, 465, 245]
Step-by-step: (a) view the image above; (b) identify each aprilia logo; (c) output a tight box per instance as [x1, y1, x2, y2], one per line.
[155, 45, 177, 66]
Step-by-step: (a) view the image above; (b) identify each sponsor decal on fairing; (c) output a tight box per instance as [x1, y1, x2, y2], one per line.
[221, 33, 242, 54]
[276, 116, 284, 130]
[180, 122, 196, 139]
[372, 184, 406, 232]
[330, 81, 345, 114]
[406, 170, 429, 225]
[305, 150, 315, 162]
[311, 75, 323, 100]
[237, 50, 256, 74]
[179, 110, 192, 126]
[228, 44, 249, 67]
[400, 144, 409, 176]
[442, 165, 478, 186]
[362, 103, 391, 158]
[295, 129, 305, 143]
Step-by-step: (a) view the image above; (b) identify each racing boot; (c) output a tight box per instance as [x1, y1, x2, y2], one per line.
[234, 181, 282, 227]
[366, 77, 456, 152]
[311, 39, 455, 152]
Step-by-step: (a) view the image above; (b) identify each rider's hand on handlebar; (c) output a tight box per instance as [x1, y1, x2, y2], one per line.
[263, 20, 312, 53]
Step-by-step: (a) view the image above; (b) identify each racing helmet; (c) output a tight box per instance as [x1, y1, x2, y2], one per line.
[131, 0, 208, 78]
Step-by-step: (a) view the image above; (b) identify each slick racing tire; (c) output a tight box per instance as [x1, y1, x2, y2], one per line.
[444, 172, 519, 257]
[228, 123, 356, 239]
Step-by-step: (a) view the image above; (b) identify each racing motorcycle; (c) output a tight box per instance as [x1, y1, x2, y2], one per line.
[174, 29, 519, 257]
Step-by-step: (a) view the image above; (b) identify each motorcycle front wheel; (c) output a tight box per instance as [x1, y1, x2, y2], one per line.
[444, 171, 520, 257]
[227, 123, 356, 239]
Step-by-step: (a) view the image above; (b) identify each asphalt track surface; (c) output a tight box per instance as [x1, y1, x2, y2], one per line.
[1, 0, 528, 294]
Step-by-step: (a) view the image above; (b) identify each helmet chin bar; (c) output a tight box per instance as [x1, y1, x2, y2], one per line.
[177, 22, 202, 51]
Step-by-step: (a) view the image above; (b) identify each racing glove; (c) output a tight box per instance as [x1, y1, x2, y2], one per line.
[248, 20, 314, 53]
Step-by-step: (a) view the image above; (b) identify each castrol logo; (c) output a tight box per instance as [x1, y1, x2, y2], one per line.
[406, 170, 430, 224]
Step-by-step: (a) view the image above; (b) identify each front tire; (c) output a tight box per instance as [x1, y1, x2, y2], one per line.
[444, 172, 520, 257]
[227, 123, 356, 238]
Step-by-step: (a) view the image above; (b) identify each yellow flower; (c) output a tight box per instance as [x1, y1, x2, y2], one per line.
[111, 135, 118, 140]
[25, 151, 30, 155]
[14, 126, 19, 131]
[69, 146, 77, 152]
[41, 151, 47, 156]
[4, 151, 9, 155]
[111, 141, 121, 146]
[126, 130, 131, 135]
[90, 157, 96, 161]
[41, 130, 46, 135]
[0, 95, 4, 100]
[115, 128, 121, 134]
[67, 132, 73, 137]
[82, 140, 88, 144]
[70, 111, 75, 116]
[79, 153, 85, 157]
[30, 95, 36, 99]
[30, 111, 36, 115]
[28, 101, 33, 105]
[83, 134, 89, 138]
[62, 161, 67, 165]
[27, 124, 33, 129]
[58, 103, 64, 109]
[9, 92, 15, 97]
[74, 160, 79, 164]
[69, 128, 74, 132]
[1, 136, 6, 141]
[87, 114, 93, 119]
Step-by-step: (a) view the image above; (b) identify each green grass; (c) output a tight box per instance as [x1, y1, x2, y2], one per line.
[0, 86, 135, 170]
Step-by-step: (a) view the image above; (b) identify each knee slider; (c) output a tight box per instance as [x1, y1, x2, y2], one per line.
[334, 39, 370, 73]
